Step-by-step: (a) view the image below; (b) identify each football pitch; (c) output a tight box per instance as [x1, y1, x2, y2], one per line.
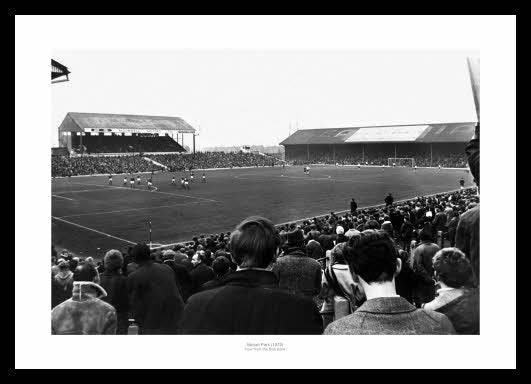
[51, 165, 474, 258]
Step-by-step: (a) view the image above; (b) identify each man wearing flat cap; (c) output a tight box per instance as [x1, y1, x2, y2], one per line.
[271, 228, 322, 304]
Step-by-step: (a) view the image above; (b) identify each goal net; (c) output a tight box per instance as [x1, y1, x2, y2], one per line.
[388, 158, 415, 167]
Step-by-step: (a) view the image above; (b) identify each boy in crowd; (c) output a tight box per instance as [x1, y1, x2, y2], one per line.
[324, 230, 455, 335]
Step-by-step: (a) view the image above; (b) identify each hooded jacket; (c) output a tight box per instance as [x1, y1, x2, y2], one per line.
[51, 282, 117, 335]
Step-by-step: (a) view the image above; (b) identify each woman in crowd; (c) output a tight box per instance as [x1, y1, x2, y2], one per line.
[423, 247, 479, 334]
[319, 242, 365, 328]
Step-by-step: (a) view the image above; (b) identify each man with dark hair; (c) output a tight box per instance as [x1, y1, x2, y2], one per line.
[201, 255, 231, 291]
[127, 243, 185, 334]
[350, 198, 358, 215]
[384, 193, 394, 206]
[180, 216, 323, 334]
[271, 228, 322, 301]
[324, 230, 455, 335]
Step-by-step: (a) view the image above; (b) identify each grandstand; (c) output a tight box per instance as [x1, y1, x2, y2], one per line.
[280, 122, 476, 168]
[57, 112, 195, 155]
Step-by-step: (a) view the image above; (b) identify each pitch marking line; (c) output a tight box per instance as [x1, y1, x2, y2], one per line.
[52, 194, 74, 201]
[52, 216, 136, 245]
[53, 189, 117, 194]
[58, 201, 204, 219]
[62, 181, 219, 203]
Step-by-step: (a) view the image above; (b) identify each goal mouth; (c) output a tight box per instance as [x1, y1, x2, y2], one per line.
[388, 158, 416, 167]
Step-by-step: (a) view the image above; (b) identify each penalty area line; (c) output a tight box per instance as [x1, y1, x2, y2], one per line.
[52, 194, 75, 201]
[52, 216, 136, 245]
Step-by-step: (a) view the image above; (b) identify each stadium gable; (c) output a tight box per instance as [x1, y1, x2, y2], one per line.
[58, 112, 196, 134]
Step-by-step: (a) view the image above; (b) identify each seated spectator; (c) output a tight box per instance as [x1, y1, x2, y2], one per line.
[411, 228, 440, 307]
[99, 250, 129, 334]
[202, 256, 232, 291]
[51, 281, 117, 335]
[271, 228, 322, 301]
[423, 248, 479, 334]
[324, 230, 455, 334]
[179, 216, 323, 334]
[127, 243, 185, 334]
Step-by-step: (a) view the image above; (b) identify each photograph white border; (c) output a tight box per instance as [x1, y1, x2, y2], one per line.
[15, 15, 516, 369]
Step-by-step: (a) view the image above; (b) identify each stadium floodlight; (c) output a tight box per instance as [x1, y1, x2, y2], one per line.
[388, 158, 415, 168]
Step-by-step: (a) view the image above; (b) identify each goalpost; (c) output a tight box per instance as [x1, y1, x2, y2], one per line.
[388, 158, 415, 167]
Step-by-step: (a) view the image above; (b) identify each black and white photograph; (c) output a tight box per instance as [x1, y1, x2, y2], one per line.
[16, 15, 516, 370]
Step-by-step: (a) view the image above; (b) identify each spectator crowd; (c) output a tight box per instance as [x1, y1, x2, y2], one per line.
[51, 185, 479, 335]
[291, 151, 468, 168]
[52, 152, 281, 177]
[51, 126, 479, 335]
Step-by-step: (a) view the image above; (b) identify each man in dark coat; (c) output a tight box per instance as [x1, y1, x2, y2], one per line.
[189, 251, 216, 294]
[384, 193, 394, 206]
[411, 229, 440, 306]
[271, 228, 322, 300]
[447, 212, 460, 247]
[317, 227, 335, 252]
[201, 255, 231, 291]
[99, 250, 129, 334]
[400, 216, 414, 252]
[432, 207, 448, 239]
[127, 243, 185, 334]
[162, 250, 193, 303]
[350, 198, 358, 215]
[179, 216, 323, 335]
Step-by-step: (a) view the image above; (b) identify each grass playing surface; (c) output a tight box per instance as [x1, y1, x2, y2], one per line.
[51, 165, 474, 259]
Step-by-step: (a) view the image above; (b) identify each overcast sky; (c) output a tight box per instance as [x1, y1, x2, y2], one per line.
[51, 50, 478, 149]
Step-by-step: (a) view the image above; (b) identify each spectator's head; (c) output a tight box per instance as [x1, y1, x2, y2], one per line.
[57, 259, 69, 270]
[336, 225, 345, 235]
[419, 228, 433, 243]
[433, 248, 474, 288]
[104, 249, 123, 272]
[345, 230, 401, 288]
[85, 257, 95, 266]
[131, 243, 151, 263]
[286, 228, 304, 248]
[162, 249, 176, 261]
[192, 251, 203, 267]
[331, 242, 347, 264]
[212, 256, 231, 278]
[364, 220, 380, 230]
[229, 216, 280, 269]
